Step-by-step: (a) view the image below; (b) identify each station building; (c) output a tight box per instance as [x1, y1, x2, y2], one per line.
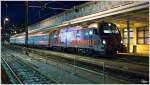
[16, 1, 149, 55]
[108, 8, 149, 55]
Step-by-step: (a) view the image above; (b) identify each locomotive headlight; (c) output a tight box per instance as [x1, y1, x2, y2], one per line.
[121, 40, 123, 44]
[102, 40, 106, 44]
[89, 30, 93, 35]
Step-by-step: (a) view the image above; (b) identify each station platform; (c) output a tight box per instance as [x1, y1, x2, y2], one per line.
[118, 53, 149, 57]
[117, 53, 149, 65]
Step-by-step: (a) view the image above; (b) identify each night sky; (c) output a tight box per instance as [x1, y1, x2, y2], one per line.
[1, 1, 87, 34]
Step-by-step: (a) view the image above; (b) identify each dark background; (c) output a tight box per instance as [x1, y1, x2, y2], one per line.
[1, 1, 87, 42]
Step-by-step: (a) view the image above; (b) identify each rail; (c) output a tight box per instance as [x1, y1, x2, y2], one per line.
[1, 57, 23, 84]
[1, 50, 56, 84]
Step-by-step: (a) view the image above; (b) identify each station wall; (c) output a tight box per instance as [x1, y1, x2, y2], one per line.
[119, 22, 149, 55]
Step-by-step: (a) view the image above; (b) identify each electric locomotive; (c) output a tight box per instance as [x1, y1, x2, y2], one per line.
[49, 21, 126, 54]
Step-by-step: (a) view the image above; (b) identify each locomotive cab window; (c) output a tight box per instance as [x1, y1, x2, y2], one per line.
[102, 23, 119, 34]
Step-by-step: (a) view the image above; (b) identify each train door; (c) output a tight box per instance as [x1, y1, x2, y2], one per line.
[49, 30, 60, 50]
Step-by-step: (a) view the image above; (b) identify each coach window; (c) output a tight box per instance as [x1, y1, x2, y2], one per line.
[123, 28, 133, 44]
[137, 27, 149, 44]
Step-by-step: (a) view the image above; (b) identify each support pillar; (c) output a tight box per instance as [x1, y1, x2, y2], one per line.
[127, 16, 130, 53]
[25, 1, 28, 55]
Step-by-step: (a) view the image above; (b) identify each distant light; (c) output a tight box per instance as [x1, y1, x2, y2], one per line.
[108, 23, 111, 26]
[117, 24, 120, 27]
[121, 40, 123, 44]
[4, 17, 9, 21]
[89, 30, 93, 35]
[14, 31, 17, 34]
[116, 50, 119, 53]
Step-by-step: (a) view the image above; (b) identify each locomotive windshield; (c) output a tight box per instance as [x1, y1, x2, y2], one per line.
[103, 23, 119, 34]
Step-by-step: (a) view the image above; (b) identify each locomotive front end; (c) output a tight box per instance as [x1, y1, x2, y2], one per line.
[99, 22, 126, 54]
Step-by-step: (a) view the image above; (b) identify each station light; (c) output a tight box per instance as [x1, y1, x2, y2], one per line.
[4, 17, 9, 21]
[117, 24, 120, 27]
[116, 50, 119, 54]
[121, 40, 123, 44]
[14, 31, 17, 34]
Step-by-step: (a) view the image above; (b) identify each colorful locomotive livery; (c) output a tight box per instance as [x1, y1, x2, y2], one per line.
[10, 21, 126, 55]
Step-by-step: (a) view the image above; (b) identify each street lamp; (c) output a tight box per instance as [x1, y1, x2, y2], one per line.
[5, 17, 9, 21]
[3, 17, 9, 45]
[4, 17, 9, 25]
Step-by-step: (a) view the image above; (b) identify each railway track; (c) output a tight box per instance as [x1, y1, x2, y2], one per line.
[1, 50, 56, 84]
[2, 45, 131, 84]
[3, 46, 103, 84]
[2, 45, 149, 84]
[28, 51, 146, 84]
[8, 46, 134, 83]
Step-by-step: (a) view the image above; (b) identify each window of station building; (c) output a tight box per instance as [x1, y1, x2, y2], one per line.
[137, 27, 149, 44]
[123, 28, 133, 44]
